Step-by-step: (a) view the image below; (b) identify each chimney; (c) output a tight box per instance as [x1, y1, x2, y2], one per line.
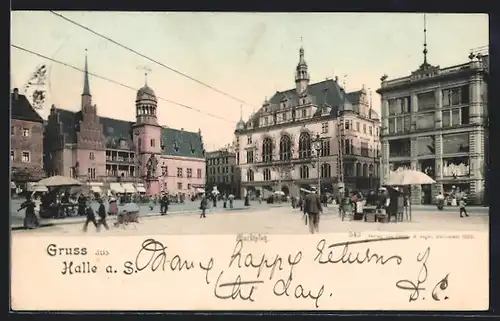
[13, 88, 19, 100]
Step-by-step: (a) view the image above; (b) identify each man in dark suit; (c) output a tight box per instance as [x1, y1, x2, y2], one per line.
[304, 186, 323, 234]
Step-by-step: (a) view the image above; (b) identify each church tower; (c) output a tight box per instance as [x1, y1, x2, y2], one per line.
[132, 73, 162, 195]
[295, 45, 310, 95]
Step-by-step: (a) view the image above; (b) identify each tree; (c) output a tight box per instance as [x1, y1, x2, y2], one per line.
[23, 64, 48, 110]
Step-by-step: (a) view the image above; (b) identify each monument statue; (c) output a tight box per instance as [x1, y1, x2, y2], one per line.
[146, 153, 158, 179]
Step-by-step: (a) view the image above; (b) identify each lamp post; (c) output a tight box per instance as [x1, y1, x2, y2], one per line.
[273, 147, 295, 202]
[312, 133, 322, 197]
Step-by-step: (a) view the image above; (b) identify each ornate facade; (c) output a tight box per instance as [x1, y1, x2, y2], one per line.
[377, 50, 489, 205]
[44, 53, 206, 197]
[234, 47, 381, 198]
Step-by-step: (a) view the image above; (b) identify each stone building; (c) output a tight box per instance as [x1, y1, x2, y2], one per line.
[234, 46, 381, 198]
[11, 88, 45, 188]
[44, 53, 206, 196]
[205, 145, 241, 198]
[377, 49, 489, 205]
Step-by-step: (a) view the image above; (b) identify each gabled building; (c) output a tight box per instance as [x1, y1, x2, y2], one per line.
[11, 88, 45, 188]
[234, 46, 381, 198]
[44, 52, 206, 197]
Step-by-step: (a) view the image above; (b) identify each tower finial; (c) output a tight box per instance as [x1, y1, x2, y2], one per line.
[423, 13, 428, 66]
[239, 104, 243, 120]
[82, 49, 91, 96]
[137, 66, 152, 86]
[145, 72, 148, 86]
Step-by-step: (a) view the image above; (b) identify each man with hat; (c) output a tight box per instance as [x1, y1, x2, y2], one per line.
[304, 186, 323, 234]
[97, 198, 110, 231]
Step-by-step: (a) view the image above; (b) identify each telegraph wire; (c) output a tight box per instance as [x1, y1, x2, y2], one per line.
[12, 44, 237, 124]
[49, 11, 258, 111]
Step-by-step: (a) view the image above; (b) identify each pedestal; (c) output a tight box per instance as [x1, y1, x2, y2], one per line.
[146, 179, 160, 196]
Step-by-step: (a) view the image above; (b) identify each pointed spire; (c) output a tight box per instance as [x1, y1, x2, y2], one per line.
[423, 14, 429, 66]
[82, 49, 91, 96]
[299, 37, 305, 64]
[239, 104, 243, 120]
[369, 88, 373, 118]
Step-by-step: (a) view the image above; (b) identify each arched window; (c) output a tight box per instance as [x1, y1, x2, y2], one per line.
[356, 163, 362, 177]
[262, 137, 273, 163]
[300, 165, 309, 179]
[362, 163, 368, 177]
[321, 163, 331, 178]
[246, 169, 254, 182]
[263, 168, 271, 181]
[279, 135, 292, 161]
[298, 132, 312, 159]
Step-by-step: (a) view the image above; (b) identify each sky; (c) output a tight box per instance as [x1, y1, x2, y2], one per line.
[11, 12, 488, 150]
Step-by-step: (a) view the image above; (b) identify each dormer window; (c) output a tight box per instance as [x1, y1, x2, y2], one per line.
[189, 142, 195, 154]
[173, 141, 180, 152]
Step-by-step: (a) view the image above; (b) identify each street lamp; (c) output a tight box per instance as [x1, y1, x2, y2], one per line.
[312, 133, 322, 197]
[273, 147, 295, 202]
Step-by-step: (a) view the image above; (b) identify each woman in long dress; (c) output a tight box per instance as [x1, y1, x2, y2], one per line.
[17, 194, 39, 229]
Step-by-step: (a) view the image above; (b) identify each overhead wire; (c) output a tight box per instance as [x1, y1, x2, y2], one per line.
[49, 10, 259, 111]
[12, 44, 237, 124]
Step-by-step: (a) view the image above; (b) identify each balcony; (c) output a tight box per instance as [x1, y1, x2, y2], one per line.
[106, 156, 136, 164]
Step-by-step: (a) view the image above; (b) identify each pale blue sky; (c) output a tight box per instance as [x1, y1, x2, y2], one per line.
[11, 12, 488, 149]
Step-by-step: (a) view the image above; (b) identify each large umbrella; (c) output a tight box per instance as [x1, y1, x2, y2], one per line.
[274, 190, 285, 196]
[37, 175, 82, 187]
[386, 170, 436, 186]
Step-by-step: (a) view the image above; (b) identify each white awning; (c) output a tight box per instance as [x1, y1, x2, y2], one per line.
[89, 182, 104, 186]
[109, 183, 126, 194]
[135, 185, 147, 193]
[196, 188, 205, 194]
[90, 186, 102, 193]
[122, 183, 136, 193]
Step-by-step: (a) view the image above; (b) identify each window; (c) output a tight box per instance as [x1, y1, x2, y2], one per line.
[417, 92, 436, 111]
[442, 85, 469, 107]
[320, 163, 331, 178]
[356, 122, 360, 131]
[361, 142, 369, 157]
[389, 118, 395, 134]
[246, 150, 254, 163]
[89, 152, 95, 160]
[11, 126, 14, 136]
[197, 168, 202, 178]
[403, 116, 411, 132]
[177, 182, 183, 190]
[246, 169, 254, 182]
[369, 126, 372, 135]
[320, 140, 330, 157]
[22, 151, 30, 162]
[363, 123, 367, 134]
[442, 133, 470, 154]
[298, 132, 312, 158]
[187, 168, 192, 178]
[321, 122, 329, 134]
[163, 166, 169, 176]
[300, 165, 309, 179]
[301, 109, 307, 118]
[417, 113, 435, 130]
[22, 128, 30, 137]
[264, 117, 269, 125]
[87, 168, 96, 179]
[247, 135, 252, 144]
[279, 135, 292, 161]
[442, 106, 469, 127]
[416, 136, 435, 156]
[150, 139, 156, 147]
[187, 184, 191, 190]
[10, 150, 14, 161]
[388, 97, 411, 115]
[282, 113, 287, 121]
[389, 139, 411, 157]
[263, 168, 271, 181]
[345, 121, 350, 130]
[262, 138, 273, 162]
[177, 167, 183, 177]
